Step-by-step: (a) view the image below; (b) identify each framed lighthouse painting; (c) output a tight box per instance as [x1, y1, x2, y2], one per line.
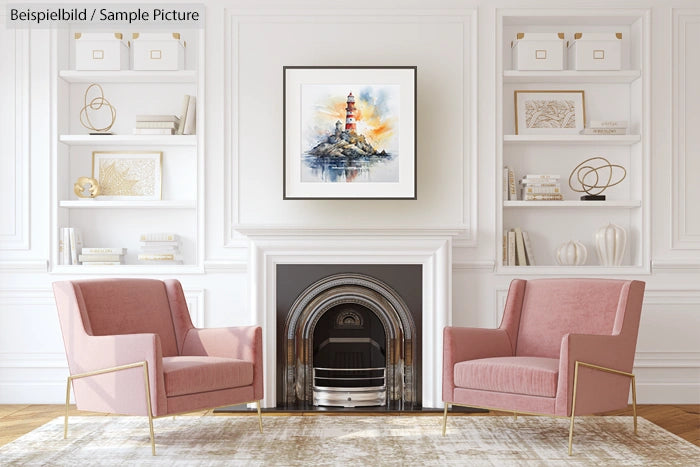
[283, 66, 417, 199]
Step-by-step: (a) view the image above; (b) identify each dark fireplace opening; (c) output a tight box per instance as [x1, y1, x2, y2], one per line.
[276, 264, 422, 411]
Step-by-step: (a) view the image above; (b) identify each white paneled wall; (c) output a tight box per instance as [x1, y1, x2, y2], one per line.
[0, 0, 699, 404]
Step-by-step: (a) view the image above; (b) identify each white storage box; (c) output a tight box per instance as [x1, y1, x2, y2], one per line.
[74, 33, 129, 71]
[511, 33, 565, 71]
[132, 33, 185, 71]
[568, 33, 622, 70]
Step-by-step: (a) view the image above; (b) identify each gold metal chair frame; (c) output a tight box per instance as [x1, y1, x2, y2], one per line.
[442, 360, 637, 456]
[64, 360, 264, 455]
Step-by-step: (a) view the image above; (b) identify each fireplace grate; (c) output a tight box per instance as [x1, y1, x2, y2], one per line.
[312, 367, 387, 407]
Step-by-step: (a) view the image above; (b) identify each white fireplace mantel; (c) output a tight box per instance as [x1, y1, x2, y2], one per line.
[240, 228, 460, 408]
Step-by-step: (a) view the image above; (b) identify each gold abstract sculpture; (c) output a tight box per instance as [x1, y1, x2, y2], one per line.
[568, 156, 626, 200]
[79, 83, 116, 134]
[73, 177, 101, 198]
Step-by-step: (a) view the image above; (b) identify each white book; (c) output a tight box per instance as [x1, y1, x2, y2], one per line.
[580, 128, 628, 135]
[82, 247, 127, 255]
[138, 253, 184, 261]
[135, 115, 180, 122]
[507, 167, 517, 200]
[503, 230, 508, 265]
[522, 186, 560, 194]
[507, 231, 516, 266]
[588, 120, 628, 128]
[135, 121, 178, 129]
[524, 174, 560, 180]
[514, 227, 527, 266]
[79, 254, 123, 262]
[133, 128, 174, 135]
[60, 228, 70, 265]
[503, 167, 509, 202]
[139, 245, 181, 253]
[176, 95, 190, 135]
[523, 193, 564, 200]
[69, 228, 81, 265]
[522, 231, 536, 266]
[140, 233, 179, 242]
[183, 95, 196, 135]
[519, 180, 560, 186]
[81, 261, 123, 265]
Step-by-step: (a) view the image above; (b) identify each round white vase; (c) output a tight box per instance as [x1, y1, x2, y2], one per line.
[555, 240, 587, 266]
[595, 222, 627, 266]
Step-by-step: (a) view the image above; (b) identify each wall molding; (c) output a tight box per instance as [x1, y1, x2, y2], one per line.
[672, 9, 700, 249]
[0, 13, 30, 251]
[225, 7, 477, 246]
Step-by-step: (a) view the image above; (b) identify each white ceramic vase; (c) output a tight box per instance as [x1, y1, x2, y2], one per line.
[555, 240, 587, 266]
[595, 222, 627, 266]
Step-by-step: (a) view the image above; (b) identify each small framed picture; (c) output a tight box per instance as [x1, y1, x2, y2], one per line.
[514, 90, 585, 135]
[92, 151, 162, 200]
[283, 66, 417, 199]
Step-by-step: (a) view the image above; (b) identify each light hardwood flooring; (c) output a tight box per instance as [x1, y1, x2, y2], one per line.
[0, 404, 697, 448]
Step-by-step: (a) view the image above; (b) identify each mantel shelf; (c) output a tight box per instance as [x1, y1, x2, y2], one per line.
[51, 264, 204, 275]
[59, 200, 196, 209]
[59, 70, 197, 83]
[504, 200, 641, 208]
[504, 134, 641, 145]
[59, 135, 197, 146]
[496, 265, 649, 275]
[503, 70, 641, 83]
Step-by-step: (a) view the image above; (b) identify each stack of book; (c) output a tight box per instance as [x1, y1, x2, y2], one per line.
[581, 120, 628, 135]
[79, 247, 126, 265]
[177, 94, 196, 135]
[138, 233, 183, 264]
[503, 227, 535, 266]
[59, 227, 83, 265]
[134, 115, 180, 135]
[519, 174, 563, 201]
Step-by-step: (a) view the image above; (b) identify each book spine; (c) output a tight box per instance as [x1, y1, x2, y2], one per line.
[503, 230, 508, 265]
[60, 228, 69, 265]
[138, 254, 182, 261]
[135, 121, 177, 129]
[507, 167, 517, 200]
[519, 181, 560, 187]
[524, 174, 560, 180]
[79, 254, 122, 262]
[135, 115, 180, 123]
[183, 95, 196, 135]
[522, 231, 535, 266]
[588, 120, 628, 128]
[140, 233, 178, 242]
[581, 128, 627, 135]
[523, 193, 564, 200]
[69, 228, 78, 265]
[133, 128, 174, 135]
[522, 186, 561, 194]
[503, 167, 509, 201]
[514, 227, 527, 266]
[81, 247, 126, 254]
[507, 230, 516, 266]
[81, 261, 123, 265]
[177, 95, 190, 135]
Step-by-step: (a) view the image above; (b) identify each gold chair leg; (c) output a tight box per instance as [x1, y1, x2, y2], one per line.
[631, 374, 638, 435]
[514, 410, 518, 420]
[142, 362, 156, 456]
[568, 361, 581, 456]
[442, 403, 448, 436]
[256, 400, 263, 434]
[64, 377, 72, 439]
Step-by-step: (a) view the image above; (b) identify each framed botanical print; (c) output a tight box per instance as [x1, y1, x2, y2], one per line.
[92, 151, 162, 200]
[515, 90, 585, 135]
[283, 66, 417, 199]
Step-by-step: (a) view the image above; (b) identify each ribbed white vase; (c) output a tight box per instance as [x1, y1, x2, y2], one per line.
[555, 240, 587, 266]
[595, 222, 627, 266]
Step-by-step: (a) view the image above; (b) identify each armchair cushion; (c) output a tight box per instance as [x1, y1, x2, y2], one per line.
[454, 356, 559, 398]
[162, 356, 254, 397]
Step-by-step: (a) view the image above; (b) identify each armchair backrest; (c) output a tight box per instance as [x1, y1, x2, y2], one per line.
[510, 279, 638, 358]
[54, 278, 194, 358]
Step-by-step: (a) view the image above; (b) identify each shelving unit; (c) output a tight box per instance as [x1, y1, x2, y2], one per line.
[50, 29, 205, 272]
[496, 9, 650, 273]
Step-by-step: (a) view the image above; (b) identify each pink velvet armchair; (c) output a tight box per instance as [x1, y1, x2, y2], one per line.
[53, 278, 264, 455]
[442, 278, 645, 455]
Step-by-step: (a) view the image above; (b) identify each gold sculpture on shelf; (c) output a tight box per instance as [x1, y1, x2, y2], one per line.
[73, 177, 101, 198]
[79, 83, 116, 134]
[568, 156, 626, 201]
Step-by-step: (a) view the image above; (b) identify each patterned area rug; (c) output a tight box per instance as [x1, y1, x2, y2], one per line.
[0, 415, 698, 466]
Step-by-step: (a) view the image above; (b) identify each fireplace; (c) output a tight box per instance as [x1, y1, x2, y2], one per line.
[277, 265, 422, 410]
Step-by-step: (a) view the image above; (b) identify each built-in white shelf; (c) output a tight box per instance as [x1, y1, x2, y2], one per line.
[504, 134, 641, 145]
[59, 70, 197, 83]
[59, 134, 197, 146]
[504, 200, 641, 208]
[497, 265, 646, 275]
[59, 200, 196, 209]
[51, 264, 203, 275]
[503, 70, 641, 84]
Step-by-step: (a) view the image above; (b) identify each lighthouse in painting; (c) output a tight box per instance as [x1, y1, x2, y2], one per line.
[344, 92, 357, 132]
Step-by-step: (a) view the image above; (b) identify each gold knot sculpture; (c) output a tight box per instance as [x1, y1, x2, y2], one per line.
[73, 177, 101, 198]
[568, 156, 626, 200]
[79, 83, 116, 134]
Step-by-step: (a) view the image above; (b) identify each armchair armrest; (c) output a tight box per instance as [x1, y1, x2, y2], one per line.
[556, 333, 636, 416]
[69, 333, 166, 416]
[442, 326, 513, 402]
[182, 326, 263, 400]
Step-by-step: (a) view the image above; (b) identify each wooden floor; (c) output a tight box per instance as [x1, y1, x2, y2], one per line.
[0, 404, 697, 448]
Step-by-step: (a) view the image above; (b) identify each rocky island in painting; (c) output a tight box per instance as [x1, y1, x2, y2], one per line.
[301, 86, 399, 183]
